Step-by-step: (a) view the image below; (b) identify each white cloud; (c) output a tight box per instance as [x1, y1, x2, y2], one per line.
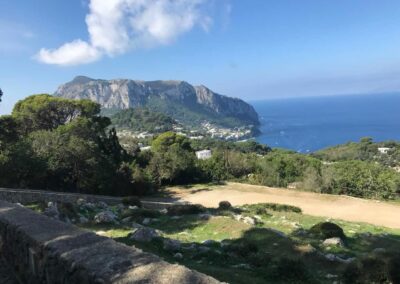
[36, 40, 101, 66]
[36, 0, 212, 66]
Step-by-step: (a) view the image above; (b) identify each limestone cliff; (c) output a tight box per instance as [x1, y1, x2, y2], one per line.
[55, 76, 260, 128]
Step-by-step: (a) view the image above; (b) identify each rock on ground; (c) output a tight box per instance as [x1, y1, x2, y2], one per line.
[163, 239, 182, 251]
[130, 227, 160, 242]
[94, 211, 117, 224]
[323, 237, 345, 247]
[44, 202, 60, 220]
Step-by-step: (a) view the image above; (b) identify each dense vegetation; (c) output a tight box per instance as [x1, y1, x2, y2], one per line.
[313, 137, 400, 167]
[111, 108, 175, 133]
[1, 94, 400, 201]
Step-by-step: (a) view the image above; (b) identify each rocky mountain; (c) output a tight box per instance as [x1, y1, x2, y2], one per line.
[54, 76, 259, 128]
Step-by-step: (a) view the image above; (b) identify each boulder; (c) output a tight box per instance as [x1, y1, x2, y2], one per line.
[82, 202, 96, 211]
[198, 213, 211, 220]
[198, 246, 211, 253]
[233, 214, 243, 221]
[174, 253, 183, 259]
[202, 240, 217, 246]
[94, 211, 117, 224]
[76, 198, 87, 207]
[130, 227, 160, 242]
[132, 222, 144, 229]
[163, 239, 181, 251]
[44, 202, 59, 220]
[243, 216, 256, 225]
[324, 253, 355, 263]
[79, 216, 89, 224]
[323, 237, 345, 247]
[142, 218, 151, 225]
[121, 217, 132, 223]
[97, 201, 108, 209]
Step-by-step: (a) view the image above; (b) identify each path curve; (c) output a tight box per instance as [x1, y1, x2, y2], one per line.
[167, 182, 400, 229]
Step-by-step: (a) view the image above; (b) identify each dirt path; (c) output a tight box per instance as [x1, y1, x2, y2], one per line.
[166, 182, 400, 229]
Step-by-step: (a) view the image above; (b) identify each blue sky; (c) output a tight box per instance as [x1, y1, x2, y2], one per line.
[2, 0, 400, 114]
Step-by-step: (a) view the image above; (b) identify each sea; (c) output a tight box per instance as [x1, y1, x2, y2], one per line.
[251, 93, 400, 153]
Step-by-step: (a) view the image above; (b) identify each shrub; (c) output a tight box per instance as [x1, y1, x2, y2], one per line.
[271, 257, 310, 282]
[167, 204, 205, 216]
[122, 196, 142, 208]
[388, 254, 400, 284]
[218, 201, 232, 210]
[242, 203, 302, 215]
[309, 222, 346, 239]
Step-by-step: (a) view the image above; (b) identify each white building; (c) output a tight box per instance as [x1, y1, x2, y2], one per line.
[378, 147, 391, 154]
[196, 149, 212, 160]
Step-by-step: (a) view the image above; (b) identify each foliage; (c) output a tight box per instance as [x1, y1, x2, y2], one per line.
[251, 150, 322, 187]
[0, 95, 132, 195]
[218, 201, 232, 210]
[111, 108, 175, 133]
[190, 138, 271, 155]
[12, 94, 101, 135]
[309, 222, 346, 239]
[149, 132, 197, 185]
[242, 203, 302, 214]
[322, 160, 400, 199]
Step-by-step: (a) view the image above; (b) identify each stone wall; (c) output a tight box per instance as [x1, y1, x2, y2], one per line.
[0, 200, 220, 284]
[0, 188, 178, 210]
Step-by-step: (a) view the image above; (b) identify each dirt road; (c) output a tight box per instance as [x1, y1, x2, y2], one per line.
[166, 182, 400, 229]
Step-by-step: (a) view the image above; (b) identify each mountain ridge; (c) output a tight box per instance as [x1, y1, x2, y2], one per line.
[54, 76, 260, 129]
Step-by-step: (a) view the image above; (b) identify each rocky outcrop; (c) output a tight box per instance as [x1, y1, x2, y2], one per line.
[54, 76, 260, 127]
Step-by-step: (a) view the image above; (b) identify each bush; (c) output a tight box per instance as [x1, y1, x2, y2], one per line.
[242, 203, 302, 215]
[388, 254, 400, 284]
[218, 201, 232, 210]
[309, 222, 346, 239]
[271, 257, 310, 282]
[167, 204, 205, 216]
[122, 196, 142, 208]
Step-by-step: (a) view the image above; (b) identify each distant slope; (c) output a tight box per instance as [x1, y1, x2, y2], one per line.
[313, 138, 400, 167]
[111, 108, 175, 133]
[54, 76, 260, 128]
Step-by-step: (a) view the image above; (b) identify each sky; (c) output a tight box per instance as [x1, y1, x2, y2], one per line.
[2, 0, 400, 114]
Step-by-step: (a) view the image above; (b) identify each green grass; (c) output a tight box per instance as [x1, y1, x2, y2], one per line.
[73, 203, 400, 284]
